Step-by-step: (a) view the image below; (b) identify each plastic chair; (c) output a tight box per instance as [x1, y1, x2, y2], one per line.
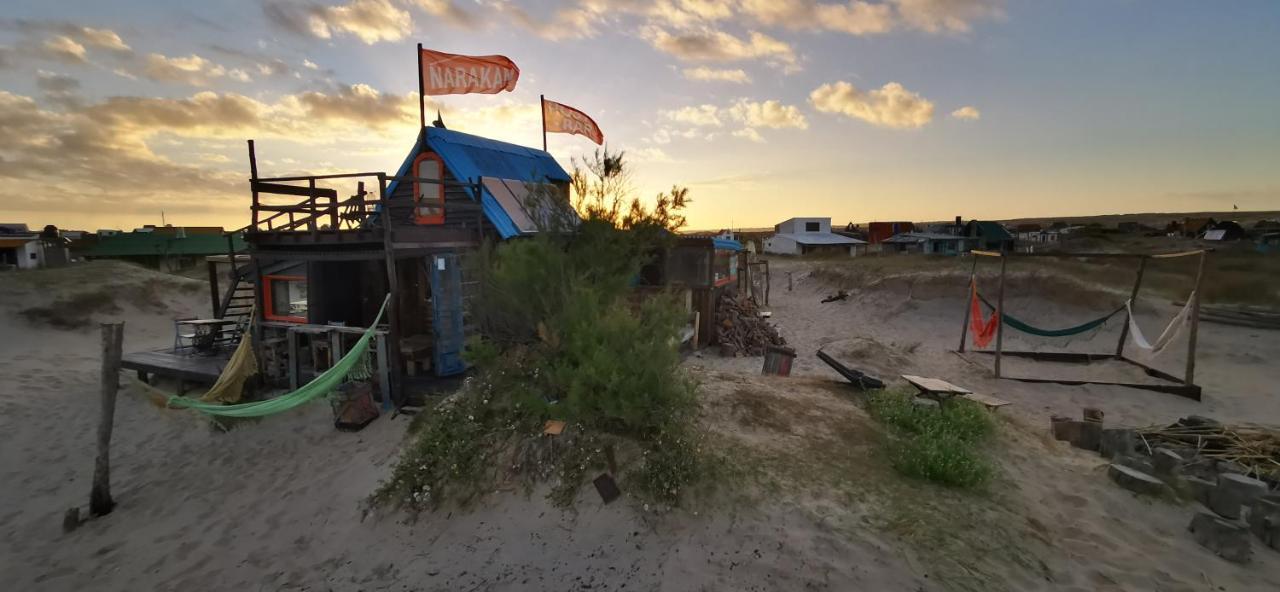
[173, 318, 198, 354]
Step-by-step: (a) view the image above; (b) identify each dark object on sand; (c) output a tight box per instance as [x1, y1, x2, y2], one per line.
[332, 382, 380, 431]
[821, 290, 849, 303]
[593, 474, 621, 504]
[762, 345, 796, 376]
[816, 350, 885, 390]
[62, 508, 81, 534]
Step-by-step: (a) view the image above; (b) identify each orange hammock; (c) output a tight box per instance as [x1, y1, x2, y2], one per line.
[969, 281, 999, 348]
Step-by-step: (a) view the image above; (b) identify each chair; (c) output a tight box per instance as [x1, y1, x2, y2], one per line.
[173, 318, 198, 354]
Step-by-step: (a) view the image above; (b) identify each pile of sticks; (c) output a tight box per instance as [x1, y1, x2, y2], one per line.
[1137, 417, 1280, 480]
[715, 292, 785, 356]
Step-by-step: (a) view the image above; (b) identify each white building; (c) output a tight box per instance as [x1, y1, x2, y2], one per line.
[0, 224, 71, 270]
[764, 217, 867, 256]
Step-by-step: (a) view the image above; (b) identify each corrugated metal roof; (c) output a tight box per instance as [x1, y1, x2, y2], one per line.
[971, 221, 1013, 240]
[386, 127, 571, 239]
[774, 232, 865, 245]
[711, 238, 743, 251]
[85, 233, 245, 257]
[884, 232, 969, 243]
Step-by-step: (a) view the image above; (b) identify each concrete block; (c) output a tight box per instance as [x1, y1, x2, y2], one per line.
[1182, 475, 1216, 507]
[1051, 416, 1078, 442]
[1246, 495, 1280, 551]
[1073, 420, 1103, 452]
[1117, 454, 1155, 475]
[1215, 460, 1249, 476]
[1189, 512, 1253, 564]
[1098, 428, 1136, 459]
[1082, 407, 1105, 423]
[1209, 473, 1269, 520]
[1182, 457, 1218, 480]
[1152, 448, 1184, 480]
[1108, 464, 1168, 497]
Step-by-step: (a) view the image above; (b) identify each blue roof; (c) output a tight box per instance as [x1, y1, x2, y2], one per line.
[712, 238, 743, 251]
[386, 127, 571, 239]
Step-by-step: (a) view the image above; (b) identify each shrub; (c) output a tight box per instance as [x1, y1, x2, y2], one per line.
[867, 389, 995, 488]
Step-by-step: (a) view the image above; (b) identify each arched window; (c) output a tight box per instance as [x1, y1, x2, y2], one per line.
[413, 153, 445, 225]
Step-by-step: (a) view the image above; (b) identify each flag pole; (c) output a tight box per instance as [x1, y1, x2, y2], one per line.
[540, 94, 547, 152]
[416, 43, 425, 130]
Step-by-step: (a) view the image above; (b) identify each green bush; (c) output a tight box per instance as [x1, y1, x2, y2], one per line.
[868, 389, 995, 488]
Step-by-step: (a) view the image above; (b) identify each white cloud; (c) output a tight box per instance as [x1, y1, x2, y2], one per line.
[951, 105, 980, 120]
[41, 35, 86, 63]
[682, 66, 751, 83]
[643, 27, 796, 68]
[727, 98, 808, 129]
[265, 0, 412, 44]
[662, 104, 723, 127]
[810, 81, 934, 129]
[303, 59, 319, 70]
[143, 53, 252, 87]
[895, 0, 1005, 33]
[732, 127, 764, 142]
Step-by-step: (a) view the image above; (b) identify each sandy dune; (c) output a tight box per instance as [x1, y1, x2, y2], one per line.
[1, 259, 1278, 591]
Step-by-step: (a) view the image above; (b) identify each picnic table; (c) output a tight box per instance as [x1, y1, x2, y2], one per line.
[901, 374, 1011, 410]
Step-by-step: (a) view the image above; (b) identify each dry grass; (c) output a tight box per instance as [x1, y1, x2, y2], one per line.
[6, 261, 206, 329]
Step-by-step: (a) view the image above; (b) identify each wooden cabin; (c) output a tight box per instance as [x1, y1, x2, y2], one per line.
[125, 126, 572, 403]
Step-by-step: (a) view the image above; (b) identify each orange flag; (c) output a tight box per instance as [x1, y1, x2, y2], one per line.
[419, 47, 519, 96]
[542, 98, 604, 145]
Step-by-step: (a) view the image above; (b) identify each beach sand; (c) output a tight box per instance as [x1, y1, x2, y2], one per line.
[2, 259, 1278, 591]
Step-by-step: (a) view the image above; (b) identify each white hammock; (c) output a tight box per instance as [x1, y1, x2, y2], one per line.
[1127, 292, 1195, 356]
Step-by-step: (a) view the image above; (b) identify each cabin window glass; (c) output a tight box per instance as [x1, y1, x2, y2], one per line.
[805, 221, 820, 232]
[712, 250, 737, 287]
[414, 154, 445, 225]
[264, 274, 307, 322]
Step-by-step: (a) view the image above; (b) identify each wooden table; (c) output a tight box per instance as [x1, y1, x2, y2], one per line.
[901, 374, 1010, 410]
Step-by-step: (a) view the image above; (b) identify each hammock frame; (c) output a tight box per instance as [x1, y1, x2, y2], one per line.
[955, 249, 1209, 401]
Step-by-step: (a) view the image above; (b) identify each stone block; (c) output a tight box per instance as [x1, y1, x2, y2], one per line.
[1073, 420, 1103, 452]
[1215, 460, 1249, 476]
[1098, 428, 1136, 459]
[1051, 416, 1078, 442]
[1117, 454, 1155, 475]
[1182, 457, 1218, 480]
[1108, 464, 1168, 497]
[1246, 495, 1280, 551]
[1189, 512, 1253, 564]
[1209, 473, 1268, 520]
[1152, 448, 1184, 480]
[1182, 475, 1216, 507]
[1082, 407, 1105, 423]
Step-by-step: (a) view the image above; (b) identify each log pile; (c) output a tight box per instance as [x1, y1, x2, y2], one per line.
[715, 292, 785, 356]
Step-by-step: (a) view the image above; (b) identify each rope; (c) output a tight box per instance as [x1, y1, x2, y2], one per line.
[975, 291, 1126, 338]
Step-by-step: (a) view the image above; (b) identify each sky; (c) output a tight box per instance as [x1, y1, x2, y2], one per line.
[0, 0, 1278, 232]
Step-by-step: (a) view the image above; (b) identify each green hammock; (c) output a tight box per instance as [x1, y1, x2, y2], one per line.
[976, 291, 1126, 338]
[163, 295, 389, 418]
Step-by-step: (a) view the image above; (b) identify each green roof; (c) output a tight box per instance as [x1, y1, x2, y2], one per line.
[86, 233, 245, 257]
[971, 221, 1013, 240]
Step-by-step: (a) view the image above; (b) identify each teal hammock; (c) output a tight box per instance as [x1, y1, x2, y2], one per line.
[976, 291, 1126, 338]
[161, 295, 389, 418]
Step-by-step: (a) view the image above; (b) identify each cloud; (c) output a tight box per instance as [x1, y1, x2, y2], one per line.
[77, 27, 132, 52]
[41, 36, 87, 63]
[662, 104, 723, 127]
[303, 59, 319, 69]
[644, 27, 796, 67]
[143, 53, 253, 86]
[950, 105, 980, 120]
[264, 0, 411, 44]
[409, 0, 480, 28]
[740, 0, 895, 35]
[894, 0, 1005, 33]
[500, 3, 599, 41]
[35, 70, 79, 94]
[810, 81, 934, 129]
[682, 66, 751, 83]
[288, 83, 417, 127]
[732, 127, 763, 142]
[726, 98, 808, 129]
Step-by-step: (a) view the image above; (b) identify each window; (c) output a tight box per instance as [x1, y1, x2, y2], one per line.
[413, 153, 446, 225]
[263, 275, 307, 323]
[30, 252, 38, 259]
[805, 221, 820, 232]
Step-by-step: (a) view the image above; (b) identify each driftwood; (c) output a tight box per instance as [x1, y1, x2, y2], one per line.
[1137, 416, 1280, 481]
[816, 350, 885, 390]
[91, 322, 124, 516]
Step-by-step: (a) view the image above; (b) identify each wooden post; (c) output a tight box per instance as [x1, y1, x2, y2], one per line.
[90, 322, 124, 516]
[540, 95, 547, 152]
[787, 271, 793, 292]
[1115, 256, 1148, 356]
[416, 43, 425, 131]
[957, 254, 979, 352]
[207, 258, 221, 318]
[763, 260, 770, 306]
[1185, 251, 1207, 385]
[378, 174, 403, 404]
[993, 254, 1008, 378]
[247, 140, 259, 230]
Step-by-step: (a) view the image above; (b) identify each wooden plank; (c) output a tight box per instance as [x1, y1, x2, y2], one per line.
[901, 374, 971, 394]
[120, 350, 225, 383]
[961, 392, 1011, 409]
[252, 181, 338, 199]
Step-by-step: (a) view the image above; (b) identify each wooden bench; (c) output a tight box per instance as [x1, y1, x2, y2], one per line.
[901, 374, 1010, 410]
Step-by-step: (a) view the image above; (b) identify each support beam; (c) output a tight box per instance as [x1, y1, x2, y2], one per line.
[378, 174, 403, 406]
[1185, 251, 1208, 385]
[1115, 256, 1148, 356]
[958, 254, 979, 353]
[994, 254, 1008, 378]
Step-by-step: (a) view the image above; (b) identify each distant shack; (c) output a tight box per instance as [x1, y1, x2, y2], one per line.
[84, 226, 245, 271]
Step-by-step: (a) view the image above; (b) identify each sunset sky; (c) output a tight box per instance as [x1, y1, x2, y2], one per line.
[1, 1, 1277, 232]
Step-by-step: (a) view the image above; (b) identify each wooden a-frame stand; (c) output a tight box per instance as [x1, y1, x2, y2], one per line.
[957, 249, 1208, 401]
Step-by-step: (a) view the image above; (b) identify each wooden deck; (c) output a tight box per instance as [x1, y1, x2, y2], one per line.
[122, 349, 229, 384]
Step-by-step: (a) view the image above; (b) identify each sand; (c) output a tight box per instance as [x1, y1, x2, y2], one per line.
[1, 259, 1278, 591]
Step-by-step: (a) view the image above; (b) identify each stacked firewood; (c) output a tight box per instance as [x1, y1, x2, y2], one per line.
[715, 292, 785, 356]
[1138, 416, 1280, 481]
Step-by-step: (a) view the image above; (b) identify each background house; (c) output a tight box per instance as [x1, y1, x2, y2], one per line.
[764, 217, 867, 256]
[866, 221, 915, 244]
[882, 232, 974, 255]
[965, 220, 1015, 251]
[0, 224, 70, 270]
[85, 227, 245, 271]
